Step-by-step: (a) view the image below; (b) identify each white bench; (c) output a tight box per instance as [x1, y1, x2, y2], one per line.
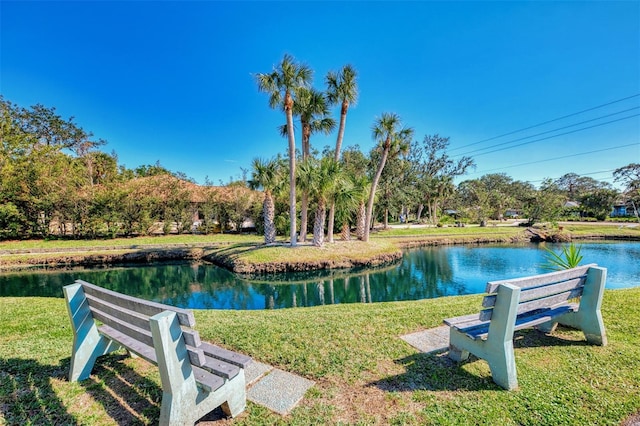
[443, 264, 607, 390]
[63, 280, 251, 425]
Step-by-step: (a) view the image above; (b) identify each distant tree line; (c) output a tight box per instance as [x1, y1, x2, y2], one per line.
[2, 81, 638, 242]
[0, 97, 260, 240]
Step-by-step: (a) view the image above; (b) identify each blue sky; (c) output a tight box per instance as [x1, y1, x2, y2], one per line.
[2, 1, 639, 188]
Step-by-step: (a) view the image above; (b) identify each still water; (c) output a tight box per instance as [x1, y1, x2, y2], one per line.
[1, 242, 638, 310]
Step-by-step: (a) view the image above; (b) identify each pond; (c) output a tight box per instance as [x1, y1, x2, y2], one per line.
[1, 241, 638, 310]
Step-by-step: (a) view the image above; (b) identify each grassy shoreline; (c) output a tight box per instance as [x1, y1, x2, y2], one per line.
[0, 223, 638, 272]
[2, 288, 639, 424]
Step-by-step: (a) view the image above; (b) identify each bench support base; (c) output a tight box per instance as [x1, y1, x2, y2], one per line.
[64, 283, 121, 382]
[151, 311, 247, 425]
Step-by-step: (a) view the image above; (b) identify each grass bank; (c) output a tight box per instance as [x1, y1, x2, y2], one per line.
[2, 288, 639, 425]
[1, 223, 638, 272]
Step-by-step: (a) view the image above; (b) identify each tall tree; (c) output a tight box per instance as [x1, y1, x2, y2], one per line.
[283, 88, 335, 242]
[325, 65, 358, 242]
[250, 157, 284, 244]
[299, 156, 344, 247]
[363, 113, 413, 242]
[256, 54, 312, 246]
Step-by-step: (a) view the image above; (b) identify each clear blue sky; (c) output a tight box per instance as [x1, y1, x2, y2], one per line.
[2, 1, 639, 188]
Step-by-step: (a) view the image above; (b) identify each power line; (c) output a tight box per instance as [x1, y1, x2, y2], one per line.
[470, 143, 638, 175]
[520, 169, 617, 184]
[468, 113, 640, 158]
[451, 93, 640, 151]
[456, 106, 640, 156]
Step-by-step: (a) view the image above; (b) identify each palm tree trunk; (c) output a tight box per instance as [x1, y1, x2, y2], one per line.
[384, 208, 389, 229]
[299, 192, 309, 242]
[356, 202, 366, 240]
[327, 201, 335, 243]
[417, 203, 424, 222]
[285, 93, 297, 247]
[312, 199, 326, 247]
[363, 147, 389, 242]
[334, 104, 348, 161]
[264, 192, 276, 244]
[341, 221, 350, 241]
[299, 123, 311, 243]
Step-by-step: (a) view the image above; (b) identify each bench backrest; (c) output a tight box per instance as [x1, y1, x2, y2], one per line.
[478, 264, 595, 322]
[74, 279, 208, 367]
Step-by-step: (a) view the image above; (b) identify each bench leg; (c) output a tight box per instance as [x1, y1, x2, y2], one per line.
[447, 344, 470, 362]
[150, 311, 200, 426]
[220, 369, 247, 418]
[535, 320, 558, 334]
[64, 283, 120, 381]
[556, 267, 608, 346]
[485, 341, 518, 391]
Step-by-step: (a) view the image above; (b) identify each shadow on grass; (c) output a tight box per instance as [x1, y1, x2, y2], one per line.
[78, 353, 228, 425]
[0, 357, 78, 425]
[372, 328, 590, 393]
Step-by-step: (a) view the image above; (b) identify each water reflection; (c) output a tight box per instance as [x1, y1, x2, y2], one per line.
[1, 241, 638, 310]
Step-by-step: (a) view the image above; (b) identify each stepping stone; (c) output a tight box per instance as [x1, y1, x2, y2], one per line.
[401, 325, 450, 353]
[247, 368, 315, 415]
[245, 361, 273, 386]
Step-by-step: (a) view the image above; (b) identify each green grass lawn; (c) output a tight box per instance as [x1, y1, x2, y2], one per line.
[2, 288, 639, 425]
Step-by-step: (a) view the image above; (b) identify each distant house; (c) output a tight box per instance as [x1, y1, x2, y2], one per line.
[504, 209, 520, 218]
[611, 199, 637, 218]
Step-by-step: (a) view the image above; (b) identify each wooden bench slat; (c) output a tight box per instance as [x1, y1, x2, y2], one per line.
[482, 276, 585, 307]
[200, 341, 253, 368]
[202, 355, 241, 380]
[464, 304, 579, 340]
[92, 305, 155, 347]
[443, 312, 481, 328]
[77, 279, 196, 327]
[87, 293, 151, 330]
[100, 325, 219, 391]
[99, 324, 157, 364]
[192, 366, 226, 393]
[485, 264, 593, 293]
[86, 294, 202, 349]
[479, 287, 583, 321]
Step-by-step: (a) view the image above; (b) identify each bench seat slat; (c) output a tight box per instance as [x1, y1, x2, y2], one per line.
[443, 312, 480, 328]
[192, 366, 226, 393]
[92, 306, 155, 347]
[202, 355, 241, 380]
[479, 288, 583, 321]
[99, 324, 157, 364]
[99, 325, 224, 392]
[200, 341, 253, 368]
[78, 279, 196, 327]
[86, 294, 202, 349]
[455, 304, 578, 340]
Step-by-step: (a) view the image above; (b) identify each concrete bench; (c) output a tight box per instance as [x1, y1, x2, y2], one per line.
[443, 264, 607, 390]
[63, 279, 251, 425]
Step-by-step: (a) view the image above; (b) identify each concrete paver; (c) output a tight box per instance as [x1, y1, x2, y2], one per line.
[247, 368, 315, 415]
[401, 325, 450, 353]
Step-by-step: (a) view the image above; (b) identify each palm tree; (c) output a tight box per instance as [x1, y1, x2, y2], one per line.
[326, 65, 358, 242]
[283, 88, 335, 242]
[354, 176, 371, 240]
[363, 113, 413, 242]
[249, 157, 283, 244]
[299, 156, 344, 247]
[326, 65, 358, 161]
[256, 54, 312, 246]
[333, 175, 360, 241]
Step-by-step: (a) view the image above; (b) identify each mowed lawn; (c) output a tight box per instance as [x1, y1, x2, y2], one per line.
[1, 287, 639, 425]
